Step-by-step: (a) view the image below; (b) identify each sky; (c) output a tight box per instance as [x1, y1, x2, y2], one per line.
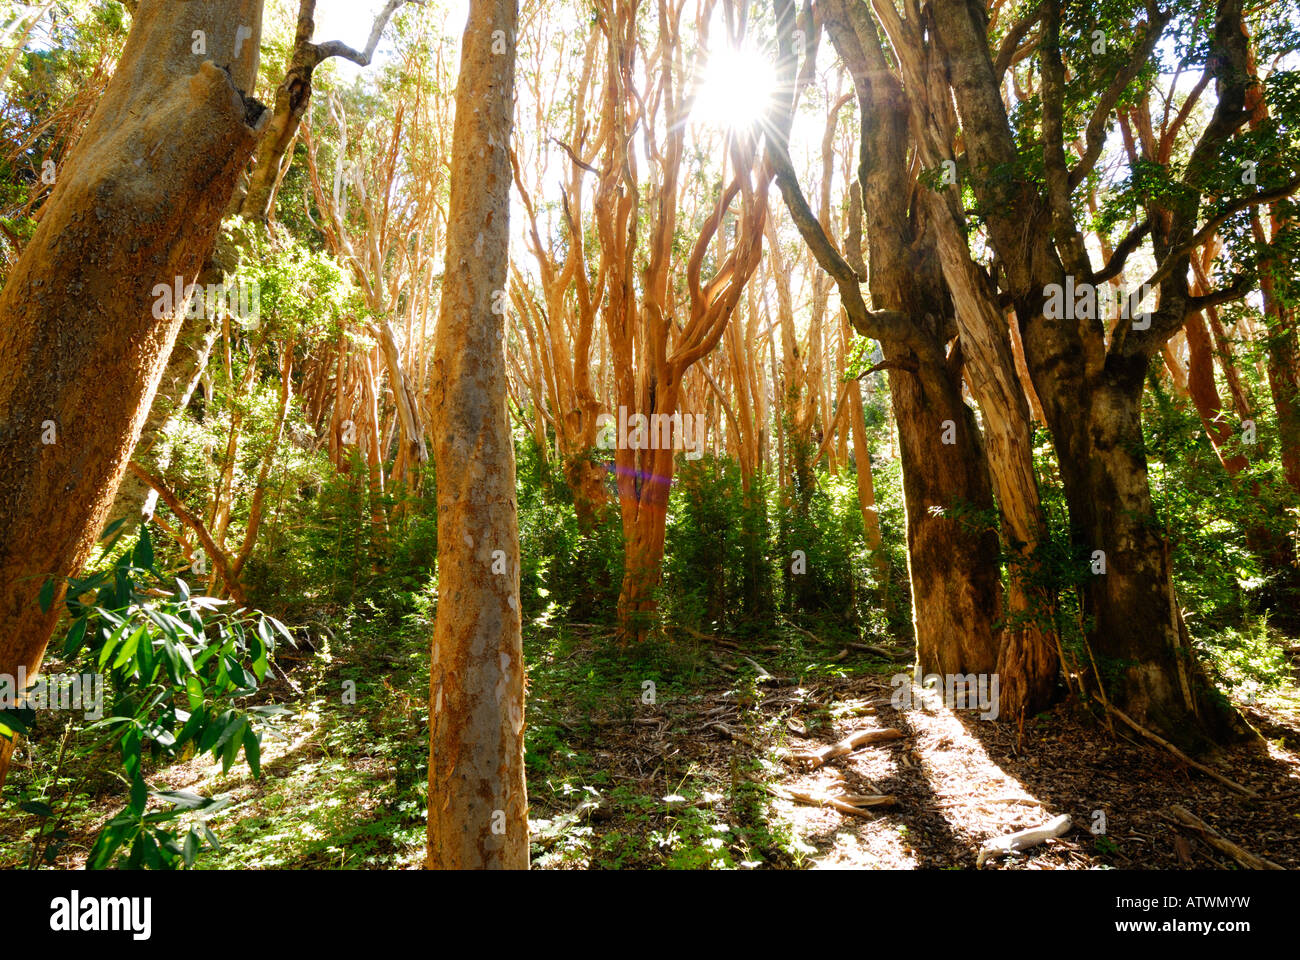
[312, 0, 469, 77]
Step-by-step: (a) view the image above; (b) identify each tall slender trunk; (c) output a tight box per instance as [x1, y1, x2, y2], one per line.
[425, 0, 527, 870]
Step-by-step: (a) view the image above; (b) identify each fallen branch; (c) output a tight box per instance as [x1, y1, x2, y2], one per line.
[847, 642, 912, 661]
[764, 783, 896, 817]
[784, 621, 824, 645]
[976, 814, 1073, 867]
[937, 795, 1044, 809]
[1168, 804, 1283, 870]
[1106, 705, 1257, 798]
[786, 727, 904, 769]
[708, 722, 762, 750]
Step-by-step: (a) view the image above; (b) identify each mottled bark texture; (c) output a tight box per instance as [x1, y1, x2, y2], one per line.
[772, 0, 1002, 677]
[929, 0, 1254, 750]
[425, 0, 528, 869]
[0, 0, 267, 787]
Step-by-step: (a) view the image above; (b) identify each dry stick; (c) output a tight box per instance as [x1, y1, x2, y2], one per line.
[1168, 804, 1283, 870]
[708, 722, 762, 750]
[1074, 601, 1116, 735]
[1106, 705, 1257, 798]
[784, 620, 824, 645]
[788, 727, 905, 769]
[847, 642, 911, 661]
[936, 796, 1044, 809]
[977, 814, 1074, 867]
[763, 783, 896, 817]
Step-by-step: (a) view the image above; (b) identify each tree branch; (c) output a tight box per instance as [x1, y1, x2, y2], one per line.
[1090, 218, 1151, 284]
[1068, 5, 1171, 190]
[993, 1, 1042, 81]
[128, 462, 246, 604]
[1186, 273, 1253, 311]
[313, 0, 423, 68]
[1143, 175, 1300, 290]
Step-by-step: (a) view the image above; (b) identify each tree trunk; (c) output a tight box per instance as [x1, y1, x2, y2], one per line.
[929, 0, 1250, 750]
[0, 0, 267, 787]
[425, 0, 527, 870]
[819, 0, 1004, 676]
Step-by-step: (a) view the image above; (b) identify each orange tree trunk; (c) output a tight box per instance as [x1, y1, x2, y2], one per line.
[425, 0, 528, 870]
[0, 0, 266, 786]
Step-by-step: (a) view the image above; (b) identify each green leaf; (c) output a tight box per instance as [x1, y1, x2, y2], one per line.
[246, 704, 293, 718]
[224, 655, 249, 689]
[153, 789, 213, 810]
[0, 710, 30, 738]
[220, 718, 247, 773]
[132, 527, 155, 573]
[97, 619, 132, 671]
[257, 618, 274, 653]
[182, 829, 200, 868]
[203, 823, 222, 852]
[266, 616, 297, 648]
[62, 618, 89, 657]
[88, 819, 132, 869]
[20, 800, 54, 818]
[128, 774, 148, 815]
[112, 625, 147, 671]
[243, 727, 261, 778]
[199, 710, 233, 753]
[37, 578, 55, 615]
[176, 706, 205, 747]
[100, 516, 129, 541]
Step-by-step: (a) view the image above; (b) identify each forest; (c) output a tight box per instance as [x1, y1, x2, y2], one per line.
[0, 0, 1298, 877]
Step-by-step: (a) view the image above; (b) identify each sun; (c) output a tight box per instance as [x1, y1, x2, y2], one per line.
[690, 44, 777, 130]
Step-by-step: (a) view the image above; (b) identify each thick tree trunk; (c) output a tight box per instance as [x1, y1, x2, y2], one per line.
[425, 0, 527, 870]
[0, 0, 266, 787]
[929, 0, 1250, 750]
[822, 0, 1003, 676]
[887, 351, 1003, 677]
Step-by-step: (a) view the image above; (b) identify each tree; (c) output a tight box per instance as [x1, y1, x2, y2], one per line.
[596, 0, 771, 639]
[425, 0, 528, 870]
[860, 0, 1060, 717]
[926, 0, 1291, 748]
[0, 0, 268, 788]
[769, 0, 1004, 679]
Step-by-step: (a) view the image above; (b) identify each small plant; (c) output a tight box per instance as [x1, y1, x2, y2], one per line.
[5, 523, 293, 869]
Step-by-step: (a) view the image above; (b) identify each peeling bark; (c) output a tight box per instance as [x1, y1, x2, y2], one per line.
[425, 0, 528, 870]
[0, 0, 267, 787]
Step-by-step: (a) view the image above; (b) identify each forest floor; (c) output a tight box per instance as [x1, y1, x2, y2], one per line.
[3, 605, 1299, 870]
